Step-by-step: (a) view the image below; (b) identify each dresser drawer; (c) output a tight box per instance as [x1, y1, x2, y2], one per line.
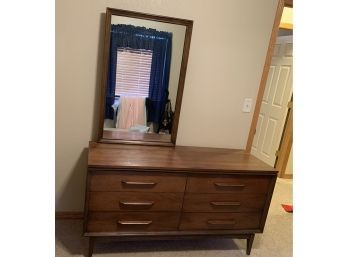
[186, 175, 270, 194]
[87, 212, 180, 232]
[179, 213, 261, 230]
[89, 172, 186, 192]
[89, 192, 183, 211]
[183, 193, 266, 212]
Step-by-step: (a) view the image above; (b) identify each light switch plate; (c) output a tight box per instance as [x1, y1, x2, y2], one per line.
[243, 98, 252, 113]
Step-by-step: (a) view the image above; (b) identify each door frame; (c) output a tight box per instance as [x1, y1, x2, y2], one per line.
[246, 0, 292, 153]
[275, 96, 293, 177]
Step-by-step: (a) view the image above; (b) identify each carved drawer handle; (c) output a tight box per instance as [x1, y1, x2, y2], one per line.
[207, 220, 236, 226]
[214, 183, 245, 189]
[121, 180, 157, 187]
[210, 201, 241, 207]
[117, 220, 153, 225]
[119, 201, 154, 209]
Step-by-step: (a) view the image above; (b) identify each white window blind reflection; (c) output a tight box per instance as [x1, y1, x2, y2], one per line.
[115, 48, 153, 97]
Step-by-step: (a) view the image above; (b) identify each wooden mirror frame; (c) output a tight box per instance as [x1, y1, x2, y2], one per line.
[97, 7, 193, 146]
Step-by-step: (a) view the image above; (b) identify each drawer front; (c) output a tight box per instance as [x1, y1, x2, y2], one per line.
[186, 175, 270, 194]
[179, 212, 261, 230]
[89, 192, 183, 211]
[89, 172, 186, 192]
[87, 212, 180, 232]
[183, 193, 266, 212]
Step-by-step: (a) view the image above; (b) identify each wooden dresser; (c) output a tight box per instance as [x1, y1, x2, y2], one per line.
[83, 142, 277, 256]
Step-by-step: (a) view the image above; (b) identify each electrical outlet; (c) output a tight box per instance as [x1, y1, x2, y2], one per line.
[243, 98, 252, 113]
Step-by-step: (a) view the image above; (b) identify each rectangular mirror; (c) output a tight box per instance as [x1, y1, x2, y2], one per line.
[97, 8, 193, 145]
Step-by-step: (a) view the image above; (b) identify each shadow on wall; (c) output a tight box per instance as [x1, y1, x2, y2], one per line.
[56, 148, 88, 211]
[91, 13, 106, 141]
[57, 13, 106, 213]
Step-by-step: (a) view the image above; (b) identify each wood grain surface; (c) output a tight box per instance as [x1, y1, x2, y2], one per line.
[182, 193, 266, 212]
[89, 172, 186, 192]
[89, 192, 184, 211]
[87, 212, 180, 232]
[179, 212, 261, 230]
[186, 176, 271, 194]
[88, 142, 277, 173]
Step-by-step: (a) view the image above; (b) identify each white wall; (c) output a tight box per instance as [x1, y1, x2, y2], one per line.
[56, 0, 278, 211]
[111, 16, 186, 110]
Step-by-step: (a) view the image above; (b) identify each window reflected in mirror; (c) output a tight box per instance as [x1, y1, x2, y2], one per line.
[99, 9, 193, 144]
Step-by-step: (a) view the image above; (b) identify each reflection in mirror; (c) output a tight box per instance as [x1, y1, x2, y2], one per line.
[101, 11, 190, 144]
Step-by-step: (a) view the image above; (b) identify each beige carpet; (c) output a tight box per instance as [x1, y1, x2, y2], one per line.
[56, 178, 292, 257]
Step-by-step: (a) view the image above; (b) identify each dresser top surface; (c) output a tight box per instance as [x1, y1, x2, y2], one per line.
[87, 142, 277, 174]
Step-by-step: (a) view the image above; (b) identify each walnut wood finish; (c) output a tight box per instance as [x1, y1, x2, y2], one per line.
[87, 212, 180, 232]
[89, 192, 183, 211]
[186, 176, 270, 194]
[89, 172, 186, 192]
[170, 16, 193, 144]
[258, 174, 277, 231]
[88, 237, 94, 257]
[88, 142, 277, 173]
[179, 213, 261, 230]
[246, 234, 255, 255]
[84, 142, 277, 256]
[55, 212, 84, 219]
[183, 193, 266, 212]
[85, 230, 260, 237]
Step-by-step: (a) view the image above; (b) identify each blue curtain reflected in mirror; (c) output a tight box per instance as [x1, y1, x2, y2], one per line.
[105, 24, 172, 126]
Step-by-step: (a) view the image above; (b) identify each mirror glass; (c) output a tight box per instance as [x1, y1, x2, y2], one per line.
[100, 9, 191, 145]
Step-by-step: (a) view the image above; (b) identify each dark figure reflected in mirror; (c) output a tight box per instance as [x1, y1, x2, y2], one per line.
[104, 24, 173, 135]
[98, 8, 193, 145]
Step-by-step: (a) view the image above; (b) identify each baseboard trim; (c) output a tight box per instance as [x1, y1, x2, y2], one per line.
[56, 211, 84, 220]
[282, 174, 293, 179]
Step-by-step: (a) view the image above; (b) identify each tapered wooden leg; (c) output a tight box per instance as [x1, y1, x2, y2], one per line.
[88, 237, 94, 257]
[246, 234, 255, 255]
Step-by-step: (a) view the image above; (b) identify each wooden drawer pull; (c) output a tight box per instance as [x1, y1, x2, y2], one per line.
[214, 183, 245, 189]
[119, 201, 154, 208]
[207, 220, 236, 226]
[210, 201, 241, 207]
[117, 220, 153, 225]
[121, 180, 157, 186]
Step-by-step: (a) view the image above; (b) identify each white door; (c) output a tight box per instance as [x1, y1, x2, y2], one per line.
[251, 36, 293, 166]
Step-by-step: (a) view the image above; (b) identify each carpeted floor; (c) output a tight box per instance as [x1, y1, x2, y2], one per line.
[56, 178, 292, 257]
